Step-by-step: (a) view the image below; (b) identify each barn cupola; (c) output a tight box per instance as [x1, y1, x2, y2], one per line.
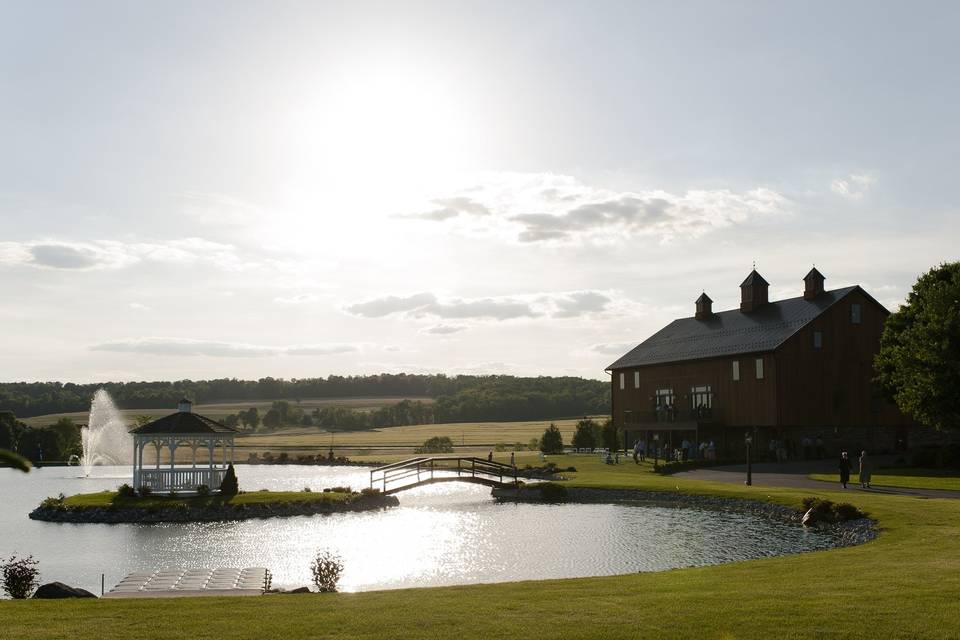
[740, 269, 769, 312]
[177, 398, 193, 413]
[695, 292, 713, 320]
[803, 267, 826, 300]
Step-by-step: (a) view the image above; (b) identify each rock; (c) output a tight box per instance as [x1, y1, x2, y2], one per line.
[288, 586, 312, 594]
[32, 582, 97, 599]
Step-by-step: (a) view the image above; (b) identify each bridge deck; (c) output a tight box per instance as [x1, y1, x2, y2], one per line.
[370, 456, 519, 495]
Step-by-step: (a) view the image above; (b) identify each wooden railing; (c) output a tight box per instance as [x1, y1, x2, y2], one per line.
[369, 457, 519, 494]
[139, 468, 227, 492]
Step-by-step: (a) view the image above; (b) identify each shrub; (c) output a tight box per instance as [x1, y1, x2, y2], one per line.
[310, 550, 344, 593]
[329, 486, 351, 494]
[414, 436, 454, 454]
[40, 495, 65, 509]
[540, 423, 564, 454]
[493, 442, 508, 452]
[801, 498, 865, 523]
[169, 490, 179, 499]
[138, 485, 153, 497]
[302, 486, 312, 493]
[539, 482, 568, 502]
[219, 463, 239, 496]
[196, 484, 210, 496]
[360, 487, 381, 497]
[834, 502, 866, 521]
[117, 483, 136, 498]
[2, 554, 40, 599]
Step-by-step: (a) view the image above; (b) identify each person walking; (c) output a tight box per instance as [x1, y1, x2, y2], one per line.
[633, 438, 642, 464]
[510, 451, 516, 467]
[838, 451, 851, 489]
[859, 451, 872, 488]
[487, 450, 493, 462]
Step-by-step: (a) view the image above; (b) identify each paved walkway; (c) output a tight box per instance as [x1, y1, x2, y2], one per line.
[672, 458, 960, 499]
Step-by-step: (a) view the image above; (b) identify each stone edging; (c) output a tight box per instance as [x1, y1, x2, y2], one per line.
[28, 494, 399, 524]
[493, 486, 878, 548]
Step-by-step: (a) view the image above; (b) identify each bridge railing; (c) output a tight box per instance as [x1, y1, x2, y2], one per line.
[370, 456, 518, 493]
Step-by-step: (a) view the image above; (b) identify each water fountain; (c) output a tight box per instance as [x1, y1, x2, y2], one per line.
[79, 389, 133, 477]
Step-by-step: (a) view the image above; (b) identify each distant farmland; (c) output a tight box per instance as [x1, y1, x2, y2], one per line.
[19, 396, 433, 427]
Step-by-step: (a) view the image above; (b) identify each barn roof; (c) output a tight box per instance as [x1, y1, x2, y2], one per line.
[607, 286, 879, 370]
[130, 411, 237, 435]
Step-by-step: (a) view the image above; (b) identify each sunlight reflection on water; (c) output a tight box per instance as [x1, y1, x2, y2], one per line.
[1, 465, 833, 594]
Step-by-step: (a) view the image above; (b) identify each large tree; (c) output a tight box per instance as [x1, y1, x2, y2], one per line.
[874, 262, 960, 431]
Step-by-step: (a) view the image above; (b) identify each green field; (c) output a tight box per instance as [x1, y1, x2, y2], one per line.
[810, 467, 960, 491]
[19, 396, 433, 427]
[4, 455, 960, 638]
[235, 418, 584, 454]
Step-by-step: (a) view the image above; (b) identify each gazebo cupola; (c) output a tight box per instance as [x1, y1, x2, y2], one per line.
[130, 400, 238, 494]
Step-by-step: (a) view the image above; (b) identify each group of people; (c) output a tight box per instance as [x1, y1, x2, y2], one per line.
[838, 450, 873, 489]
[766, 435, 827, 462]
[632, 438, 717, 464]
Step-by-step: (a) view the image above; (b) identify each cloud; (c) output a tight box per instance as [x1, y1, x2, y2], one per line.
[0, 238, 249, 271]
[401, 196, 491, 221]
[830, 174, 876, 199]
[551, 291, 612, 318]
[420, 324, 469, 335]
[273, 293, 319, 305]
[397, 173, 787, 244]
[345, 289, 617, 322]
[588, 342, 638, 355]
[90, 337, 360, 358]
[344, 293, 438, 318]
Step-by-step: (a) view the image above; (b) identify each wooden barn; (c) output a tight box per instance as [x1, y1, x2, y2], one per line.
[606, 268, 915, 460]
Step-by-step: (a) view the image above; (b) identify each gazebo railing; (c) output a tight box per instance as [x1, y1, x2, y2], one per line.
[139, 468, 227, 492]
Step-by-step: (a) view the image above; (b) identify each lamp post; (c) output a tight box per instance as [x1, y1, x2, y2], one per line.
[744, 431, 753, 486]
[652, 433, 660, 472]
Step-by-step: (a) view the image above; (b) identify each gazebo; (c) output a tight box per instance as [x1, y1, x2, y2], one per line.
[130, 399, 238, 494]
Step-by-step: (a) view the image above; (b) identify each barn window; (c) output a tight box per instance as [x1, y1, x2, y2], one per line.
[851, 303, 862, 324]
[732, 360, 740, 381]
[755, 357, 764, 380]
[813, 331, 823, 349]
[634, 371, 640, 388]
[619, 373, 625, 390]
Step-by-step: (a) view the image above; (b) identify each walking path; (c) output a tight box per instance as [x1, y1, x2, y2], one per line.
[672, 458, 960, 499]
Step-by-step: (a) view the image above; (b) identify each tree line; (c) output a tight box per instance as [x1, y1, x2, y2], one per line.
[0, 374, 609, 425]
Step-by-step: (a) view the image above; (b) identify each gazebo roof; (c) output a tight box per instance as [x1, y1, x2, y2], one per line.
[130, 411, 237, 436]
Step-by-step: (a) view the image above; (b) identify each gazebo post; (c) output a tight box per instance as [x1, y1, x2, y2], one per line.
[169, 440, 178, 492]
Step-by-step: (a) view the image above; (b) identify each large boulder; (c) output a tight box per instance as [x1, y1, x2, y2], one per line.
[32, 582, 97, 599]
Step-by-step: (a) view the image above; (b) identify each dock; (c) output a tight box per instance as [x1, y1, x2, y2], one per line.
[102, 567, 271, 598]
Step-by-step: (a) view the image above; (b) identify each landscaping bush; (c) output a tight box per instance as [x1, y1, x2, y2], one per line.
[539, 482, 568, 502]
[138, 485, 153, 497]
[801, 497, 866, 523]
[219, 463, 239, 496]
[539, 423, 564, 454]
[328, 486, 351, 494]
[196, 484, 210, 496]
[415, 436, 454, 454]
[39, 495, 65, 510]
[2, 554, 39, 599]
[302, 486, 312, 493]
[360, 487, 381, 497]
[117, 483, 136, 498]
[310, 550, 344, 593]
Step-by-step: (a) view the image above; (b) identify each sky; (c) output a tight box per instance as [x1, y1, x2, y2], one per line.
[1, 1, 958, 383]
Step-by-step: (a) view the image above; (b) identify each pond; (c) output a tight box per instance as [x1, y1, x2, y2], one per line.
[1, 465, 834, 595]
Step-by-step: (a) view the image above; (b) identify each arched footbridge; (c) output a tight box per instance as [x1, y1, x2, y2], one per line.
[369, 456, 519, 495]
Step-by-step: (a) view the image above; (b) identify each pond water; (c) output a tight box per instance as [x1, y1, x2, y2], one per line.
[0, 465, 834, 595]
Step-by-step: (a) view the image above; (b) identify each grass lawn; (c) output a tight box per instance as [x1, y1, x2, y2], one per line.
[4, 455, 960, 639]
[809, 467, 960, 491]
